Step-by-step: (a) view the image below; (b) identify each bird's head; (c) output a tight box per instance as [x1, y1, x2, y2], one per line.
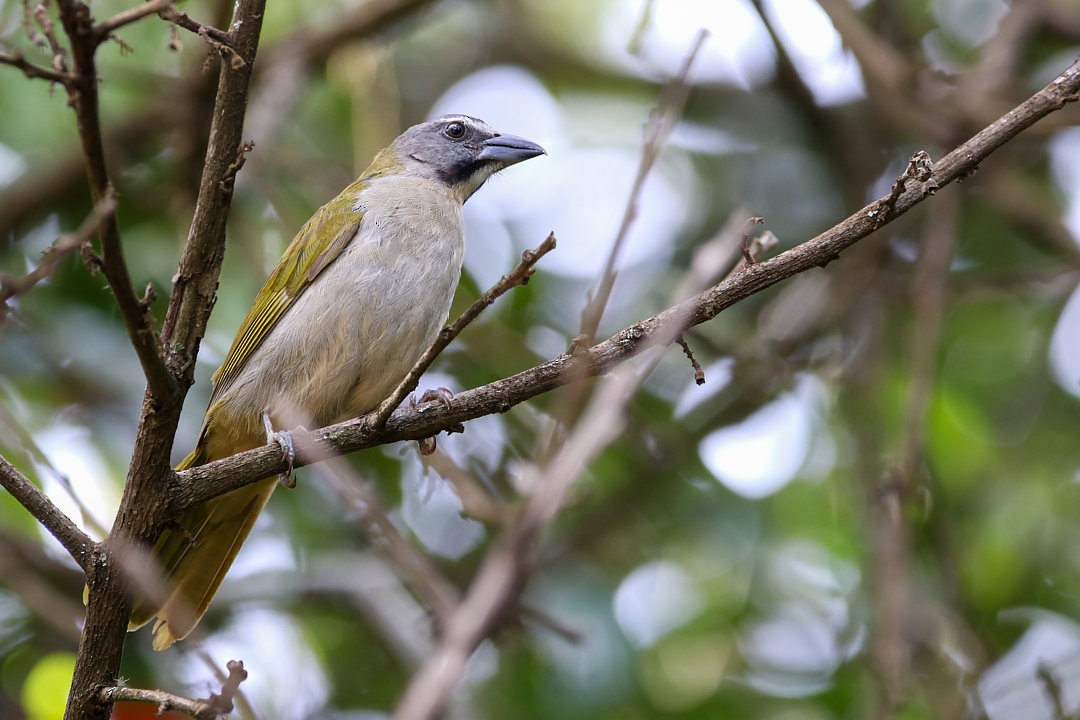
[369, 115, 546, 201]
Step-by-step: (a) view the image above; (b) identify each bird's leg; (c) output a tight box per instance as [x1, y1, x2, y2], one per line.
[262, 411, 301, 488]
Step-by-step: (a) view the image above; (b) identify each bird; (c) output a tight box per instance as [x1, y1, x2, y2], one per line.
[127, 115, 545, 650]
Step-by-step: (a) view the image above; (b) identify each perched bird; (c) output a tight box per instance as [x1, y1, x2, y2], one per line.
[129, 115, 545, 650]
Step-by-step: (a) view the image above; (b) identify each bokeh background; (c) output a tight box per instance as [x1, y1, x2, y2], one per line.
[3, 0, 1080, 718]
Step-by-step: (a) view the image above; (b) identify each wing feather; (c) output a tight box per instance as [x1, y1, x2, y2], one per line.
[209, 183, 366, 403]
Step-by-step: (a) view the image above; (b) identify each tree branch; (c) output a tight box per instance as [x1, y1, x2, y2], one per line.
[99, 659, 248, 720]
[0, 454, 95, 571]
[0, 193, 115, 321]
[55, 0, 176, 401]
[0, 47, 72, 83]
[92, 0, 177, 41]
[64, 0, 268, 717]
[168, 52, 1080, 514]
[156, 5, 234, 51]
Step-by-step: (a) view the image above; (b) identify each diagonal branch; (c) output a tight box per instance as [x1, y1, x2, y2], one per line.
[167, 52, 1080, 514]
[577, 29, 707, 343]
[0, 193, 116, 321]
[367, 232, 558, 431]
[0, 47, 72, 83]
[92, 0, 176, 41]
[0, 454, 95, 571]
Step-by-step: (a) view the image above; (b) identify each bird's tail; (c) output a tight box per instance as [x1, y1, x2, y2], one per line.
[128, 445, 277, 650]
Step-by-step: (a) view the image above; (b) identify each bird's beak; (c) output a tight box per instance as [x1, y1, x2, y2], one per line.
[478, 133, 546, 166]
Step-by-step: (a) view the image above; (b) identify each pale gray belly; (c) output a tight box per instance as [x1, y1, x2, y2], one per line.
[219, 226, 464, 431]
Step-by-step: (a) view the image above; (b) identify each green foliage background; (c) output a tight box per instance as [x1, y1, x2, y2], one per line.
[2, 0, 1080, 718]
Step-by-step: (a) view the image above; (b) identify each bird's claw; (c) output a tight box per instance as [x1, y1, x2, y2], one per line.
[408, 388, 452, 455]
[263, 412, 299, 488]
[411, 386, 454, 412]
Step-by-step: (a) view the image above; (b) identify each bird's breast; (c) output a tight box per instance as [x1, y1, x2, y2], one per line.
[222, 176, 467, 433]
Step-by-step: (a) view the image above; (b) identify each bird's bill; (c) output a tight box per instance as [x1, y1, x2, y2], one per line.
[477, 134, 546, 166]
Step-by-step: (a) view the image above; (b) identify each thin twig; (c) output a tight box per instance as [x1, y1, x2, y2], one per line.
[196, 652, 259, 720]
[158, 6, 234, 50]
[99, 660, 248, 720]
[92, 0, 176, 42]
[577, 29, 708, 343]
[56, 0, 177, 401]
[98, 687, 221, 720]
[30, 3, 69, 74]
[0, 48, 70, 83]
[0, 193, 116, 320]
[367, 232, 557, 431]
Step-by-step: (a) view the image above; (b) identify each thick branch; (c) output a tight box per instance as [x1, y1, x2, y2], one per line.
[65, 2, 267, 718]
[168, 53, 1080, 512]
[0, 455, 95, 570]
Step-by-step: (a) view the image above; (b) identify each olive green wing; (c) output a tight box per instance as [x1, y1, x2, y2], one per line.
[209, 183, 366, 403]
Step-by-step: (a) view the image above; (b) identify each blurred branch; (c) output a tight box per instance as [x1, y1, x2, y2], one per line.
[271, 0, 441, 67]
[871, 187, 959, 715]
[312, 457, 462, 629]
[0, 401, 110, 538]
[421, 448, 510, 525]
[983, 168, 1080, 265]
[0, 193, 115, 322]
[170, 52, 1080, 512]
[0, 530, 85, 642]
[0, 0, 440, 241]
[578, 29, 707, 343]
[0, 47, 72, 83]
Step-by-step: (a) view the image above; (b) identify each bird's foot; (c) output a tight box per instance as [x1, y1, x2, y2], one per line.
[262, 412, 304, 488]
[408, 388, 453, 456]
[411, 386, 454, 412]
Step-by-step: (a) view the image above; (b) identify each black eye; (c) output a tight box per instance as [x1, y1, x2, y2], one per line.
[444, 121, 466, 139]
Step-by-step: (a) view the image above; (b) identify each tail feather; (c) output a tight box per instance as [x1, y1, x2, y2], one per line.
[128, 444, 278, 650]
